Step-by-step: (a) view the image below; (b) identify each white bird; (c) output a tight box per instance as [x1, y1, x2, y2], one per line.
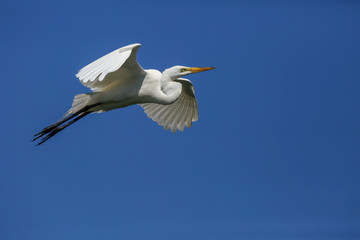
[33, 43, 215, 145]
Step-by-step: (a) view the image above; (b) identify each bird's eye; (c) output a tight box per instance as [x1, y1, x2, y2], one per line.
[180, 68, 187, 72]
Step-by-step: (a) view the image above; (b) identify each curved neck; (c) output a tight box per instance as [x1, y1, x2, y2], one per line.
[157, 72, 182, 105]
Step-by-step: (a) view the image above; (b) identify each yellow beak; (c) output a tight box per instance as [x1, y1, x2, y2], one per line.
[188, 67, 215, 73]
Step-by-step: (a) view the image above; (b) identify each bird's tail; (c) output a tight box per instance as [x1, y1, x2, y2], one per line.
[32, 93, 99, 146]
[62, 93, 93, 119]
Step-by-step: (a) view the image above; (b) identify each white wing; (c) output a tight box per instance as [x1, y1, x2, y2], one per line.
[139, 78, 198, 133]
[75, 43, 145, 91]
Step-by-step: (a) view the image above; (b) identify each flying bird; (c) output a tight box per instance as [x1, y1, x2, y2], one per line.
[33, 43, 215, 145]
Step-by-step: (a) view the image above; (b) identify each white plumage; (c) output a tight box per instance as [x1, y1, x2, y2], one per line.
[33, 43, 214, 145]
[76, 43, 144, 91]
[140, 78, 198, 133]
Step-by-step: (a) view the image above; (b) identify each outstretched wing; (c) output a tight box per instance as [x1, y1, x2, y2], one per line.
[139, 78, 198, 133]
[76, 43, 146, 92]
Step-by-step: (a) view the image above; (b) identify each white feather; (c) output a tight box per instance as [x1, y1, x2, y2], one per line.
[76, 43, 145, 91]
[139, 78, 198, 133]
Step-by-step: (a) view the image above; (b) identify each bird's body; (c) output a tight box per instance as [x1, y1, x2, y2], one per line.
[33, 43, 214, 145]
[82, 69, 163, 111]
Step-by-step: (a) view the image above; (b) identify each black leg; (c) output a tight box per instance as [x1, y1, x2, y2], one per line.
[32, 103, 101, 142]
[36, 112, 91, 146]
[32, 113, 76, 141]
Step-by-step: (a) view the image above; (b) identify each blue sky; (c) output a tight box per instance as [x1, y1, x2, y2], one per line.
[1, 1, 360, 239]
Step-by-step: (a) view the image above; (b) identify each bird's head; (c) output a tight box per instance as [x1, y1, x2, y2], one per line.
[164, 65, 215, 79]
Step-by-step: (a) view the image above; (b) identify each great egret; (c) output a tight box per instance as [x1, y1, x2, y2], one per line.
[33, 43, 215, 145]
